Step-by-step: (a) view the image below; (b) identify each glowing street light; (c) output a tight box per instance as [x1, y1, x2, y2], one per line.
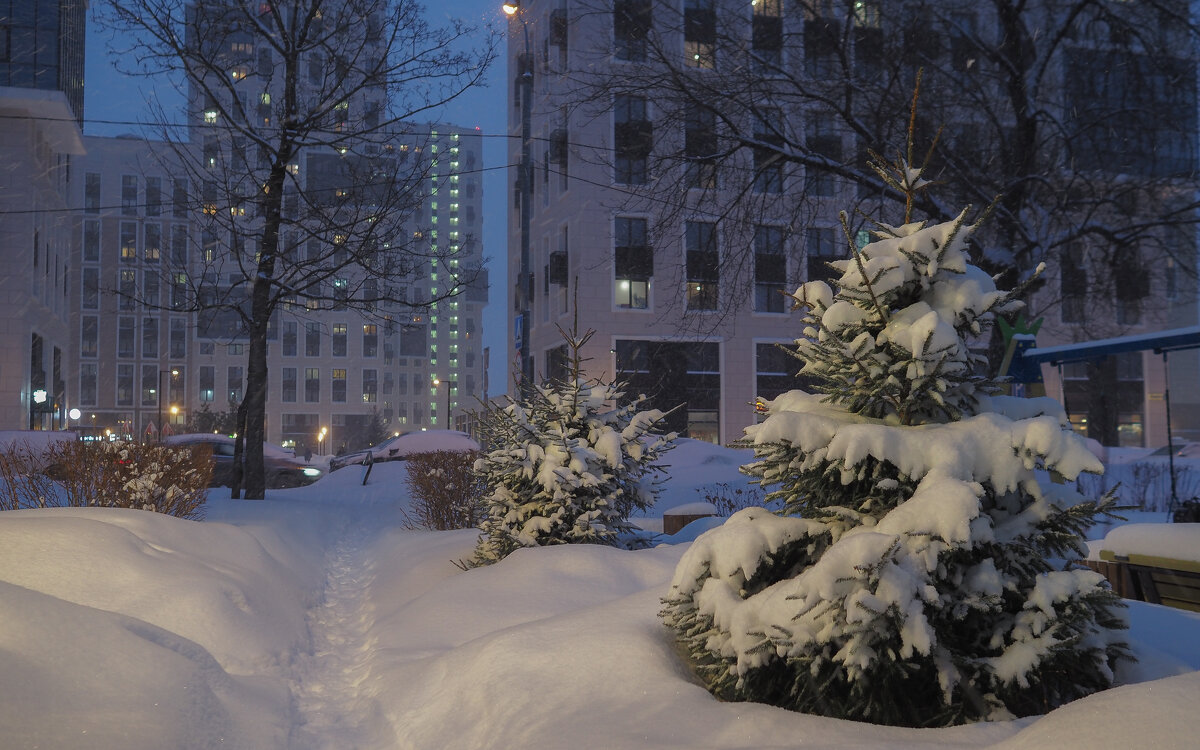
[157, 368, 179, 443]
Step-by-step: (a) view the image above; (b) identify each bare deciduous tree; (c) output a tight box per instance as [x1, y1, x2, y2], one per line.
[98, 0, 497, 496]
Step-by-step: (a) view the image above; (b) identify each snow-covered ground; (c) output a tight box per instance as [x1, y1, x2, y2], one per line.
[1, 441, 1199, 749]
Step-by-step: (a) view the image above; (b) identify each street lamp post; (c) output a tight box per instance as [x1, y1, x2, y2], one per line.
[504, 1, 534, 386]
[157, 368, 178, 443]
[318, 426, 327, 455]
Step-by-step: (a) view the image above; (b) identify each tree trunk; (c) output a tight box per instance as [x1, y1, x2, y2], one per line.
[243, 304, 269, 499]
[230, 398, 247, 499]
[241, 156, 289, 500]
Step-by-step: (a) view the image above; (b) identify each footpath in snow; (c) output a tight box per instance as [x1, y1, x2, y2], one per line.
[288, 512, 388, 750]
[1, 457, 1200, 748]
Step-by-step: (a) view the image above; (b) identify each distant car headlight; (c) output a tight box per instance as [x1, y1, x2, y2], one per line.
[302, 467, 322, 477]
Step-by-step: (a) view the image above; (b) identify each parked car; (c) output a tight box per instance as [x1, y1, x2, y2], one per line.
[1143, 441, 1200, 459]
[165, 434, 322, 488]
[328, 430, 479, 472]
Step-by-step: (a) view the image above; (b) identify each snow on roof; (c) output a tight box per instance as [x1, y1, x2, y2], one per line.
[1103, 523, 1200, 566]
[1021, 326, 1200, 366]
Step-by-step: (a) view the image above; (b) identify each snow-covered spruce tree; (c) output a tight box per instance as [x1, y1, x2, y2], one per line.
[661, 145, 1129, 727]
[471, 322, 675, 565]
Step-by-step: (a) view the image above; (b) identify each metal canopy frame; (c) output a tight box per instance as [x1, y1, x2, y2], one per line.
[1017, 326, 1200, 516]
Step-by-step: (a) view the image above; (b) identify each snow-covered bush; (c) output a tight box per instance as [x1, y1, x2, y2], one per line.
[471, 325, 675, 565]
[49, 441, 210, 519]
[404, 449, 485, 530]
[661, 149, 1128, 726]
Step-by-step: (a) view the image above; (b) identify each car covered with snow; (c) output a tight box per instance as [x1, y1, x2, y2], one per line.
[165, 433, 322, 488]
[328, 430, 479, 472]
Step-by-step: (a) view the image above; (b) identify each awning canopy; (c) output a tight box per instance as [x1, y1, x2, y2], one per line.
[1018, 326, 1200, 366]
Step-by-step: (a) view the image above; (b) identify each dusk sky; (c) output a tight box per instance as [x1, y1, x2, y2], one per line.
[82, 0, 512, 397]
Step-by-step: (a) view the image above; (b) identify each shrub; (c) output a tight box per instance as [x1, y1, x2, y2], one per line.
[44, 440, 210, 519]
[404, 450, 485, 530]
[0, 444, 57, 510]
[695, 482, 770, 516]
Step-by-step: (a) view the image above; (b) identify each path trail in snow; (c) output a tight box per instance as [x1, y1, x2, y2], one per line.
[288, 511, 391, 750]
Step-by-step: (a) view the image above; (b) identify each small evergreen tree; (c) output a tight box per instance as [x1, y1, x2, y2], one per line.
[661, 121, 1129, 727]
[472, 321, 676, 565]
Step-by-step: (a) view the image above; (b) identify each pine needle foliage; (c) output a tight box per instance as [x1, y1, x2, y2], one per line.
[471, 320, 676, 565]
[662, 102, 1129, 727]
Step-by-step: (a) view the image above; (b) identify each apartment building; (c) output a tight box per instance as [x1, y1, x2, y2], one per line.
[0, 0, 86, 431]
[504, 0, 1199, 447]
[175, 0, 486, 451]
[70, 136, 194, 440]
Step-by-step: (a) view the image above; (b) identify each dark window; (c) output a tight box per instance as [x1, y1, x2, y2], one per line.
[117, 365, 134, 406]
[142, 318, 158, 359]
[806, 227, 839, 282]
[807, 123, 842, 196]
[173, 178, 189, 217]
[804, 17, 839, 78]
[613, 0, 651, 62]
[170, 318, 186, 359]
[80, 364, 97, 406]
[280, 368, 296, 403]
[82, 268, 99, 309]
[121, 175, 138, 215]
[614, 340, 721, 442]
[685, 221, 718, 310]
[117, 317, 135, 358]
[170, 225, 188, 265]
[685, 108, 718, 189]
[83, 220, 99, 261]
[283, 321, 297, 356]
[753, 109, 784, 193]
[753, 0, 783, 70]
[755, 226, 787, 312]
[614, 95, 651, 185]
[84, 173, 100, 213]
[306, 322, 321, 356]
[1061, 244, 1087, 324]
[756, 342, 797, 403]
[145, 177, 162, 216]
[81, 316, 98, 358]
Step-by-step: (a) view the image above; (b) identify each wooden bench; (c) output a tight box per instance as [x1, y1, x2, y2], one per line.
[1090, 550, 1200, 613]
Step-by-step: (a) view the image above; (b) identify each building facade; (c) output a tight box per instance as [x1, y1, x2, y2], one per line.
[0, 0, 86, 123]
[504, 0, 1199, 448]
[0, 0, 86, 432]
[71, 125, 486, 450]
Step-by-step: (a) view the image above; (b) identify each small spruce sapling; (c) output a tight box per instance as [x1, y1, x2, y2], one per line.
[471, 314, 675, 565]
[661, 84, 1129, 727]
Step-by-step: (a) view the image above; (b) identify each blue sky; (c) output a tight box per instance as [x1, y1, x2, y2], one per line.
[83, 0, 511, 397]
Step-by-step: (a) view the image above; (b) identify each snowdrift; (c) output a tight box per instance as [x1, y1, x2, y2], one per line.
[0, 458, 1198, 748]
